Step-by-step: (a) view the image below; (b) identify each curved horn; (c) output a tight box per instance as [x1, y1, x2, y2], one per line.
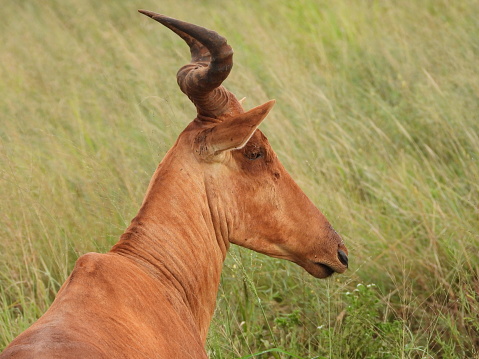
[139, 10, 239, 119]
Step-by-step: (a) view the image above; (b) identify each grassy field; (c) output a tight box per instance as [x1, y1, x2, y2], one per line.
[1, 0, 478, 358]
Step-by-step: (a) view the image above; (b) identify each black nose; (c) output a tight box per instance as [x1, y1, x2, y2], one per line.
[338, 249, 348, 267]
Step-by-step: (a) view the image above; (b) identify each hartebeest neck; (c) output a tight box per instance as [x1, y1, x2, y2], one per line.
[110, 137, 228, 343]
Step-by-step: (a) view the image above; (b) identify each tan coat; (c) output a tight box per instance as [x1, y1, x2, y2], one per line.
[1, 11, 348, 358]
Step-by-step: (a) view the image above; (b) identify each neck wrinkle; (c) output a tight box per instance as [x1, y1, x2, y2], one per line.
[110, 155, 227, 343]
[203, 181, 230, 261]
[112, 227, 191, 311]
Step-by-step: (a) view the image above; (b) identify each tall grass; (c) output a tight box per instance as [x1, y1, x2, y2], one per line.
[1, 0, 478, 358]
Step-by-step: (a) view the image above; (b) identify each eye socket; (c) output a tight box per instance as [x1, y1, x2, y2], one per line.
[244, 146, 265, 160]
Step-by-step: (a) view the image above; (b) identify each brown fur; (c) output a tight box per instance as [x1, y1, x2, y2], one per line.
[1, 12, 348, 359]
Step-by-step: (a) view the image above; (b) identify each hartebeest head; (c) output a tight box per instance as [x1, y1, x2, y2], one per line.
[0, 11, 350, 358]
[138, 10, 348, 278]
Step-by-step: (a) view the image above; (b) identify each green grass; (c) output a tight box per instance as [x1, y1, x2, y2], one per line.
[1, 0, 478, 358]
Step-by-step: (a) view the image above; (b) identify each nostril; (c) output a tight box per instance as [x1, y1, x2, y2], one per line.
[338, 249, 348, 267]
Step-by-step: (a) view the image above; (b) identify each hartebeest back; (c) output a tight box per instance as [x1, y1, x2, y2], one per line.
[0, 10, 348, 359]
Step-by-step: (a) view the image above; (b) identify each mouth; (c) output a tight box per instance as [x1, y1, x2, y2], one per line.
[314, 262, 336, 278]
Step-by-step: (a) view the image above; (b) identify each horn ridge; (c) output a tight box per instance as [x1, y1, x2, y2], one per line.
[139, 10, 239, 119]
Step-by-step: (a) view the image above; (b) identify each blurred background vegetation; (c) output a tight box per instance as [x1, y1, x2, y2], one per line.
[0, 0, 478, 358]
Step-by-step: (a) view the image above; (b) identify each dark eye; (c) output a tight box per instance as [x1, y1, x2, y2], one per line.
[244, 146, 265, 160]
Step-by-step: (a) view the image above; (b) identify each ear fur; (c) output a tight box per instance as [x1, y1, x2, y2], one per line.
[203, 100, 275, 156]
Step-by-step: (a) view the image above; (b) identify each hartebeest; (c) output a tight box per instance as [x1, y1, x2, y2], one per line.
[1, 10, 348, 359]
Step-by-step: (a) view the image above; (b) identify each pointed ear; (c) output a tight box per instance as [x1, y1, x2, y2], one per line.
[207, 100, 275, 155]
